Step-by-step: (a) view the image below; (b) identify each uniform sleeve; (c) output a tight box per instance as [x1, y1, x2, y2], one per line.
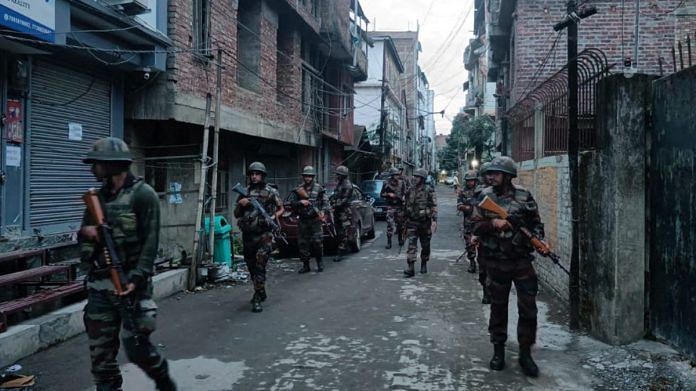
[131, 184, 161, 280]
[78, 208, 96, 273]
[334, 184, 351, 208]
[471, 206, 496, 235]
[319, 187, 329, 211]
[272, 189, 284, 214]
[429, 189, 438, 220]
[288, 189, 302, 210]
[380, 183, 390, 198]
[233, 194, 246, 218]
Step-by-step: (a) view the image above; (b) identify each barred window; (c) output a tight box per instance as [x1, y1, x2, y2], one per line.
[193, 0, 211, 56]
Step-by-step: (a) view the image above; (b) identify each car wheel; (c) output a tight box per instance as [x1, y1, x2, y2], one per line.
[365, 216, 376, 239]
[350, 223, 362, 253]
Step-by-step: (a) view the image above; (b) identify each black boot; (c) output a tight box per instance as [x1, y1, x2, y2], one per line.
[398, 237, 405, 247]
[333, 251, 344, 262]
[481, 290, 491, 305]
[420, 262, 428, 274]
[519, 347, 539, 377]
[250, 289, 267, 304]
[316, 257, 324, 272]
[489, 343, 505, 371]
[251, 293, 263, 313]
[298, 261, 311, 274]
[467, 261, 477, 273]
[403, 264, 415, 278]
[385, 236, 392, 249]
[155, 375, 177, 391]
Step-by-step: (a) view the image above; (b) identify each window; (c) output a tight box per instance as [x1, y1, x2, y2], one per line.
[193, 0, 211, 56]
[144, 160, 167, 194]
[237, 0, 262, 92]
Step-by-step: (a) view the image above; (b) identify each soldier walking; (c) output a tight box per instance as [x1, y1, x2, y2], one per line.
[403, 168, 438, 277]
[471, 156, 544, 377]
[79, 137, 176, 391]
[473, 162, 493, 304]
[233, 162, 284, 313]
[288, 166, 328, 273]
[457, 170, 479, 274]
[380, 167, 407, 249]
[331, 165, 354, 262]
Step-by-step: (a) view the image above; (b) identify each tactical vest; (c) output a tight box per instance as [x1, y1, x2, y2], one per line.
[295, 182, 323, 220]
[333, 179, 353, 211]
[382, 178, 405, 205]
[238, 184, 278, 233]
[479, 185, 536, 259]
[82, 179, 149, 289]
[458, 186, 477, 218]
[405, 185, 434, 221]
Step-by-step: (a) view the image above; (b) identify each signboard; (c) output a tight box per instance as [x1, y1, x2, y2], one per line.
[5, 99, 23, 143]
[68, 122, 83, 141]
[0, 0, 55, 41]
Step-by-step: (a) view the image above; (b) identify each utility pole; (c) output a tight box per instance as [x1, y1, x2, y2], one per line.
[208, 48, 223, 266]
[189, 93, 212, 290]
[554, 0, 596, 330]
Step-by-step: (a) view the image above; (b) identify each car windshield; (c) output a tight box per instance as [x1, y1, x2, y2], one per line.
[360, 181, 383, 194]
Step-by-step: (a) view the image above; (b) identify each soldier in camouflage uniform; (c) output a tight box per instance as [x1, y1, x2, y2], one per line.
[288, 166, 328, 273]
[331, 165, 354, 262]
[403, 168, 438, 277]
[471, 156, 544, 377]
[234, 162, 284, 313]
[473, 162, 493, 304]
[457, 170, 479, 274]
[79, 137, 176, 391]
[380, 167, 407, 249]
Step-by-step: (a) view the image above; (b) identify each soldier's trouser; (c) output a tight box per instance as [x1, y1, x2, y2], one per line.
[486, 260, 538, 347]
[463, 231, 477, 264]
[84, 288, 169, 391]
[298, 219, 323, 261]
[243, 232, 273, 295]
[335, 208, 352, 254]
[478, 257, 488, 288]
[386, 206, 404, 239]
[406, 220, 432, 265]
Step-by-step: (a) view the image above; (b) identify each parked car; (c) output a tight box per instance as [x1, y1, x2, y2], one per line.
[277, 184, 376, 255]
[444, 176, 456, 186]
[360, 180, 387, 219]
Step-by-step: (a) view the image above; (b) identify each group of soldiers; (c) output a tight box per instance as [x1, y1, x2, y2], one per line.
[76, 135, 544, 390]
[455, 156, 546, 378]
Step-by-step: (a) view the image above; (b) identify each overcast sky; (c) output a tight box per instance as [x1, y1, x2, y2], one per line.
[361, 0, 475, 135]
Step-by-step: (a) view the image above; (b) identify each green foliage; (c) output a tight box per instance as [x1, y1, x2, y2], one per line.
[437, 113, 496, 171]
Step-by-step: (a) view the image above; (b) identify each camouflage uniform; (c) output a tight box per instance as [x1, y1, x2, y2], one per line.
[80, 138, 174, 391]
[472, 157, 544, 376]
[234, 181, 282, 309]
[403, 169, 438, 277]
[380, 170, 407, 248]
[457, 181, 478, 271]
[332, 175, 354, 258]
[288, 180, 328, 272]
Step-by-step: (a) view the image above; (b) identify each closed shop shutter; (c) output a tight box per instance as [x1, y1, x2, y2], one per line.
[30, 60, 111, 230]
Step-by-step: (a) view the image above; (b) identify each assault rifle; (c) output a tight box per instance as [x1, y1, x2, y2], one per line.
[232, 183, 288, 245]
[82, 189, 143, 345]
[478, 196, 570, 276]
[295, 186, 335, 238]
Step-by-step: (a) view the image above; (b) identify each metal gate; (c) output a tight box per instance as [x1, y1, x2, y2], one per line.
[30, 60, 111, 230]
[649, 66, 696, 358]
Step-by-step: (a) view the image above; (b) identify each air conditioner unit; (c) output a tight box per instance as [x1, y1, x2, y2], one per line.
[103, 0, 150, 16]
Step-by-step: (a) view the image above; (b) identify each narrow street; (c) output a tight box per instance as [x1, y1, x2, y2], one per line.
[16, 187, 690, 390]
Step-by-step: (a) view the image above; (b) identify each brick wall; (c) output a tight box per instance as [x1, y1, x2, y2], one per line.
[167, 0, 319, 132]
[511, 0, 695, 103]
[516, 156, 572, 302]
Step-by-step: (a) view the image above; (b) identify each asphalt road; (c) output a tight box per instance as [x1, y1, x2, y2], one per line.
[18, 186, 617, 390]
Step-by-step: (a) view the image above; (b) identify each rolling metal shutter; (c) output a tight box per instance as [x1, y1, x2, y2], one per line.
[30, 60, 111, 230]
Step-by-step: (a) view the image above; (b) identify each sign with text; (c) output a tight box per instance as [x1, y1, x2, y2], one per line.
[0, 0, 55, 41]
[5, 99, 23, 143]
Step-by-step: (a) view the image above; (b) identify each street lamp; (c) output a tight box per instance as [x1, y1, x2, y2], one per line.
[471, 159, 479, 169]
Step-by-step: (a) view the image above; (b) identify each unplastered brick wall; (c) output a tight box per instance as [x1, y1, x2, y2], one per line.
[167, 0, 311, 129]
[516, 156, 572, 302]
[511, 0, 694, 103]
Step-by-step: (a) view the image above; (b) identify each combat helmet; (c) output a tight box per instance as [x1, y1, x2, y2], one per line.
[83, 137, 133, 164]
[464, 170, 479, 180]
[247, 161, 267, 175]
[302, 166, 316, 176]
[488, 156, 517, 178]
[479, 162, 491, 175]
[414, 168, 428, 179]
[334, 165, 349, 176]
[389, 167, 400, 176]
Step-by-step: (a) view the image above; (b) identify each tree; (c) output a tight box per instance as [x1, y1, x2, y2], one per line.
[437, 113, 496, 172]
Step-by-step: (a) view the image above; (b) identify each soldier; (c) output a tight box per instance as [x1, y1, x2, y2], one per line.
[380, 167, 407, 249]
[473, 161, 493, 304]
[331, 165, 354, 262]
[403, 168, 438, 277]
[457, 170, 479, 274]
[471, 156, 544, 377]
[288, 166, 328, 273]
[79, 137, 176, 391]
[234, 162, 284, 313]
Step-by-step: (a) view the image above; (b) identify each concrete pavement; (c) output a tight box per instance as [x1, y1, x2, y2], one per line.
[13, 186, 695, 390]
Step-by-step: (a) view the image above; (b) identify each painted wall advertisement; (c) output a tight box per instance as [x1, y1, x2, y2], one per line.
[0, 0, 55, 41]
[5, 99, 23, 143]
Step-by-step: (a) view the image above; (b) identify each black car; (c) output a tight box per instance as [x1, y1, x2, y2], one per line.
[360, 180, 387, 219]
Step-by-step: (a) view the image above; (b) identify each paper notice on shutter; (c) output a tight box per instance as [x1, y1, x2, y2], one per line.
[68, 123, 83, 141]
